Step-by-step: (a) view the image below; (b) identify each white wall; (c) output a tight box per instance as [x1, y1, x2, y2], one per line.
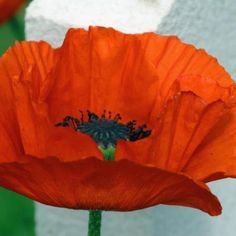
[25, 0, 174, 46]
[157, 0, 236, 78]
[25, 0, 236, 235]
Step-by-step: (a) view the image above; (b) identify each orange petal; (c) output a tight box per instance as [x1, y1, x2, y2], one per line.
[183, 106, 236, 182]
[0, 41, 102, 161]
[47, 27, 234, 125]
[116, 92, 227, 173]
[0, 59, 24, 161]
[48, 27, 162, 124]
[0, 155, 221, 215]
[0, 123, 21, 162]
[176, 75, 236, 104]
[12, 72, 102, 160]
[1, 27, 233, 133]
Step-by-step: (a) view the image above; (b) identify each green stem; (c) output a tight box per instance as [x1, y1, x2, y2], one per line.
[98, 145, 116, 161]
[87, 145, 116, 236]
[88, 210, 102, 236]
[9, 16, 24, 40]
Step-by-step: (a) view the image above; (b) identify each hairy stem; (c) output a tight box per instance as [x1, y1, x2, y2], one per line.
[87, 145, 115, 236]
[88, 210, 102, 236]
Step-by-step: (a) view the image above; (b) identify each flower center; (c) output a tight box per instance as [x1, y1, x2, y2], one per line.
[56, 110, 151, 149]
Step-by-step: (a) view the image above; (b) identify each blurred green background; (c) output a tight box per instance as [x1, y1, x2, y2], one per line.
[0, 1, 35, 236]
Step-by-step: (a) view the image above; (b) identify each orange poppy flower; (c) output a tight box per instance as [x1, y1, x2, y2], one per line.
[0, 0, 24, 23]
[0, 26, 235, 216]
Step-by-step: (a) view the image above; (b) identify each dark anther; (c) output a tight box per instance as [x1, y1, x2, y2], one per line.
[79, 110, 84, 124]
[56, 110, 151, 148]
[114, 113, 121, 122]
[87, 110, 99, 121]
[129, 124, 152, 141]
[55, 116, 80, 130]
[101, 110, 106, 119]
[108, 111, 112, 119]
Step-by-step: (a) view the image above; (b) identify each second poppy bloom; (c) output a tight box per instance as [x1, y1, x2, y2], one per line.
[0, 0, 24, 24]
[0, 26, 235, 216]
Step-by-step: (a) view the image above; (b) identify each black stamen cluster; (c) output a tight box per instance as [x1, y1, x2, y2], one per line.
[56, 110, 151, 148]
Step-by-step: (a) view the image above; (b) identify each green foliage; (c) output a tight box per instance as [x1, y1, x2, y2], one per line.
[0, 188, 35, 236]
